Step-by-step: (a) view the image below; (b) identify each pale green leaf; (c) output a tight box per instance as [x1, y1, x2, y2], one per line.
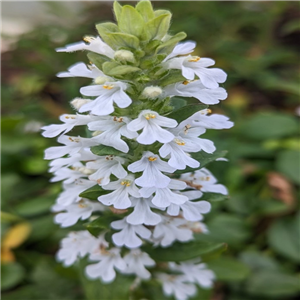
[119, 5, 145, 37]
[145, 13, 171, 41]
[135, 0, 154, 22]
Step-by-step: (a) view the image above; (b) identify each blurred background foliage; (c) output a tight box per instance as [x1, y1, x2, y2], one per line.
[1, 1, 299, 300]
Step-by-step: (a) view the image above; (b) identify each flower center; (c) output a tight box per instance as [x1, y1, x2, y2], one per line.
[121, 180, 131, 187]
[188, 56, 200, 62]
[65, 115, 76, 119]
[184, 124, 191, 134]
[148, 156, 157, 162]
[105, 155, 114, 160]
[144, 113, 156, 120]
[113, 116, 124, 123]
[174, 138, 185, 146]
[199, 176, 210, 181]
[103, 84, 114, 90]
[68, 137, 80, 143]
[83, 36, 96, 43]
[200, 108, 212, 115]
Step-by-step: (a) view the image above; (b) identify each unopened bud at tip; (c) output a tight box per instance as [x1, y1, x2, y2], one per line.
[141, 86, 162, 99]
[114, 50, 135, 63]
[70, 98, 92, 110]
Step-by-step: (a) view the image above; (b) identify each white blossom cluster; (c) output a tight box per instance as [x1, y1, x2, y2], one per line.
[42, 2, 233, 299]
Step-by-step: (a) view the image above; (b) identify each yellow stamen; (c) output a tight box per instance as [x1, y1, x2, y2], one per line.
[188, 56, 200, 62]
[148, 156, 157, 162]
[103, 84, 114, 90]
[183, 80, 191, 85]
[83, 36, 96, 43]
[121, 180, 131, 187]
[174, 138, 185, 146]
[144, 113, 156, 120]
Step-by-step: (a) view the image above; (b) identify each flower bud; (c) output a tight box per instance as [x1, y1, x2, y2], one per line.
[70, 98, 92, 110]
[141, 86, 163, 99]
[114, 50, 135, 63]
[94, 76, 110, 85]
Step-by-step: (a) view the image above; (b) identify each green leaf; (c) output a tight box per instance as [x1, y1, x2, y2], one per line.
[113, 1, 122, 22]
[91, 144, 123, 156]
[240, 250, 281, 272]
[84, 215, 120, 237]
[14, 195, 53, 217]
[268, 216, 300, 263]
[144, 13, 171, 41]
[119, 5, 145, 37]
[87, 52, 110, 70]
[174, 150, 228, 174]
[238, 112, 298, 140]
[206, 257, 250, 282]
[95, 22, 121, 49]
[202, 192, 229, 202]
[1, 262, 25, 291]
[207, 214, 250, 246]
[135, 0, 154, 22]
[166, 104, 208, 123]
[160, 69, 186, 87]
[170, 97, 187, 110]
[276, 150, 300, 184]
[80, 265, 134, 300]
[157, 31, 187, 54]
[106, 32, 140, 49]
[103, 63, 141, 76]
[79, 185, 108, 200]
[142, 235, 226, 262]
[246, 271, 300, 297]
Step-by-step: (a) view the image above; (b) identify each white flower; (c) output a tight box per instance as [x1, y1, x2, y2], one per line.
[164, 56, 227, 89]
[111, 219, 151, 249]
[126, 197, 161, 226]
[56, 231, 103, 266]
[52, 199, 105, 227]
[181, 168, 228, 195]
[79, 81, 132, 116]
[89, 116, 138, 153]
[172, 126, 216, 154]
[98, 175, 140, 209]
[170, 260, 215, 288]
[49, 149, 97, 173]
[44, 135, 98, 160]
[86, 155, 127, 186]
[56, 62, 105, 79]
[42, 114, 92, 138]
[56, 179, 96, 206]
[86, 248, 126, 283]
[156, 273, 197, 300]
[152, 216, 193, 247]
[139, 179, 188, 208]
[123, 249, 155, 279]
[159, 137, 200, 170]
[178, 109, 234, 130]
[166, 191, 211, 222]
[141, 86, 163, 99]
[164, 80, 227, 105]
[50, 164, 87, 184]
[163, 41, 196, 61]
[127, 110, 177, 145]
[56, 36, 115, 58]
[128, 151, 176, 188]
